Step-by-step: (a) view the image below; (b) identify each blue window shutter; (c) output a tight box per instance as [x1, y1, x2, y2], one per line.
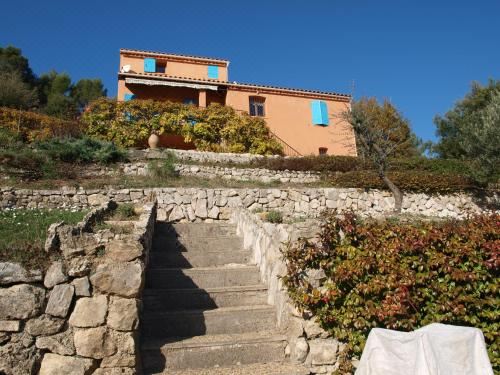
[320, 101, 329, 125]
[124, 93, 135, 101]
[144, 58, 156, 72]
[208, 65, 219, 79]
[311, 100, 329, 126]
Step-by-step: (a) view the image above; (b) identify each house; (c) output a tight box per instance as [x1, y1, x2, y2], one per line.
[117, 48, 357, 156]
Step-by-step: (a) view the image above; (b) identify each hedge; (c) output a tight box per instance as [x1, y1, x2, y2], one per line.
[0, 107, 82, 142]
[82, 98, 283, 155]
[282, 212, 500, 374]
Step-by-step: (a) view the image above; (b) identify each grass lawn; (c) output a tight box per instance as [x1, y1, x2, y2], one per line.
[0, 208, 87, 270]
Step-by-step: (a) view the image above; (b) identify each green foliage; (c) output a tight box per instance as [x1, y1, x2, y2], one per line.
[434, 79, 500, 159]
[348, 97, 420, 159]
[330, 170, 476, 193]
[82, 98, 283, 155]
[0, 72, 39, 109]
[457, 91, 500, 184]
[282, 212, 500, 373]
[71, 79, 107, 111]
[35, 137, 126, 164]
[113, 203, 138, 220]
[265, 210, 283, 223]
[0, 46, 37, 87]
[148, 152, 179, 179]
[0, 208, 87, 270]
[0, 148, 47, 180]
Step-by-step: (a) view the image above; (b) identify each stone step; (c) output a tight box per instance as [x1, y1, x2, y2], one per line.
[155, 222, 237, 238]
[148, 249, 251, 268]
[146, 266, 261, 289]
[142, 305, 276, 338]
[157, 363, 311, 375]
[143, 285, 268, 311]
[151, 236, 244, 253]
[141, 332, 287, 372]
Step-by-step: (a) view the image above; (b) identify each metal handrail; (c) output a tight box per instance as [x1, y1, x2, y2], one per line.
[269, 131, 302, 157]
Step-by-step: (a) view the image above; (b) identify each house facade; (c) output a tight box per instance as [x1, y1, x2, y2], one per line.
[117, 48, 357, 156]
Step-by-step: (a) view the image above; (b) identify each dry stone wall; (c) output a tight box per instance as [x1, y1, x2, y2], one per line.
[0, 199, 157, 375]
[232, 209, 345, 374]
[122, 162, 321, 183]
[129, 148, 280, 164]
[1, 187, 497, 221]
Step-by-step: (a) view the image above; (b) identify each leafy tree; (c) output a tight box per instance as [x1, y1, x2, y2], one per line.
[457, 91, 500, 183]
[0, 46, 37, 87]
[71, 79, 107, 111]
[38, 71, 77, 119]
[352, 98, 419, 159]
[434, 79, 500, 159]
[343, 98, 412, 212]
[0, 72, 39, 109]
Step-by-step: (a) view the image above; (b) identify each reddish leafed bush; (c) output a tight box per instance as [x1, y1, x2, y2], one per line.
[282, 212, 499, 373]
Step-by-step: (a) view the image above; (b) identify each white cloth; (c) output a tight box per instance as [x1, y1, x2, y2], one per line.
[355, 323, 493, 375]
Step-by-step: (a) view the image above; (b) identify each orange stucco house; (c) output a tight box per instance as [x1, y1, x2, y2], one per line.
[117, 48, 356, 156]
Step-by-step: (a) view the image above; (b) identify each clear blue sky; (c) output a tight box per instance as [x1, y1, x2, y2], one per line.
[1, 0, 498, 142]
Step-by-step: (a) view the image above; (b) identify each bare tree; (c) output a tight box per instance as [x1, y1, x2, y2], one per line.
[342, 98, 415, 213]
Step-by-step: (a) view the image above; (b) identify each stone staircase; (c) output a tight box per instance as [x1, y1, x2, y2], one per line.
[141, 222, 308, 374]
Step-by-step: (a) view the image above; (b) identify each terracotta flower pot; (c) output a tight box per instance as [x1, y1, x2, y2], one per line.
[148, 133, 160, 149]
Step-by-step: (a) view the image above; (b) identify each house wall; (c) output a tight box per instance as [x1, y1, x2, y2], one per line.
[225, 88, 356, 156]
[119, 54, 228, 82]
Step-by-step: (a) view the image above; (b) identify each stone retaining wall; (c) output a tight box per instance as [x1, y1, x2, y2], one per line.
[1, 187, 497, 221]
[232, 209, 343, 374]
[0, 199, 157, 374]
[129, 148, 280, 164]
[121, 162, 321, 183]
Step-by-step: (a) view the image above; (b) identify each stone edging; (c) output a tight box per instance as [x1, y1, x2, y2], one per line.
[0, 199, 157, 374]
[232, 209, 344, 373]
[1, 187, 497, 220]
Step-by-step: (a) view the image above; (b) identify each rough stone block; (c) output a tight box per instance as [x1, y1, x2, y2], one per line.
[105, 240, 143, 262]
[69, 295, 108, 328]
[90, 261, 143, 298]
[0, 262, 42, 285]
[309, 338, 339, 365]
[74, 327, 117, 359]
[39, 353, 95, 375]
[25, 314, 65, 336]
[0, 320, 20, 332]
[0, 284, 45, 320]
[44, 261, 68, 288]
[45, 284, 74, 318]
[35, 329, 75, 356]
[107, 297, 139, 331]
[72, 276, 91, 297]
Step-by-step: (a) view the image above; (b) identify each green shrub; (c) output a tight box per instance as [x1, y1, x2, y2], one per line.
[282, 212, 500, 373]
[330, 170, 476, 193]
[265, 210, 283, 223]
[82, 98, 283, 155]
[148, 152, 178, 179]
[113, 203, 137, 220]
[0, 148, 47, 180]
[35, 137, 126, 164]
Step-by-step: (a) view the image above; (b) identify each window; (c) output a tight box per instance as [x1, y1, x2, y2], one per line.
[311, 100, 329, 126]
[156, 62, 166, 73]
[319, 147, 328, 155]
[208, 65, 219, 79]
[249, 96, 265, 117]
[183, 98, 197, 106]
[144, 58, 156, 73]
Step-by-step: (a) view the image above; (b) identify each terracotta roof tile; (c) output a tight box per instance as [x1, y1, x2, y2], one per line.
[119, 72, 351, 100]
